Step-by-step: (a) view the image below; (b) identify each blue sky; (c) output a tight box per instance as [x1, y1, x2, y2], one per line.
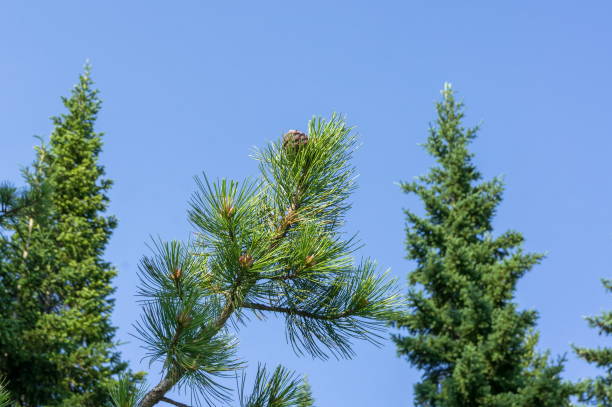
[1, 2, 611, 405]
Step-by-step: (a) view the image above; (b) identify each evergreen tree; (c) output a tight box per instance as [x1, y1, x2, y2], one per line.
[391, 84, 571, 407]
[0, 68, 138, 406]
[573, 279, 612, 406]
[110, 118, 399, 407]
[0, 141, 55, 406]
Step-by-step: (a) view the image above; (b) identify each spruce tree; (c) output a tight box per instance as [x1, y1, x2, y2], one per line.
[109, 117, 399, 407]
[391, 84, 571, 407]
[0, 68, 137, 406]
[573, 279, 612, 406]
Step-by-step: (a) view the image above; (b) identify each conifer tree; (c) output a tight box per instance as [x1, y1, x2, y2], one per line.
[573, 279, 612, 406]
[391, 84, 571, 407]
[0, 68, 137, 406]
[111, 118, 398, 407]
[0, 141, 55, 406]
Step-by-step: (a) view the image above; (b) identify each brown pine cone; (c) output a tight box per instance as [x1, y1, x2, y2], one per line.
[283, 130, 308, 150]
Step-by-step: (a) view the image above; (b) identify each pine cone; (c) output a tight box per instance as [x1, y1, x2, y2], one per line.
[283, 130, 308, 150]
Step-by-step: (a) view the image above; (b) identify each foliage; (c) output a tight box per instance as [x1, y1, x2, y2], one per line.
[390, 84, 572, 406]
[110, 375, 148, 407]
[573, 279, 612, 406]
[295, 378, 315, 407]
[132, 117, 399, 407]
[0, 161, 50, 227]
[238, 365, 313, 407]
[0, 68, 140, 406]
[0, 378, 11, 407]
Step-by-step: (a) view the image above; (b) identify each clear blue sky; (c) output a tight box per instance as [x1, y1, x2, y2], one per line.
[1, 2, 611, 405]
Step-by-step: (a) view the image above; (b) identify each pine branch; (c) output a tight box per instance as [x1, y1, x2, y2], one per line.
[238, 364, 311, 407]
[0, 378, 11, 407]
[138, 300, 237, 407]
[242, 301, 352, 321]
[0, 203, 28, 221]
[134, 116, 398, 406]
[160, 397, 191, 407]
[270, 203, 299, 248]
[139, 368, 182, 407]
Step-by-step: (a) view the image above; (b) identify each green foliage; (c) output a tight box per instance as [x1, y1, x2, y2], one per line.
[0, 378, 11, 407]
[0, 168, 50, 228]
[391, 84, 571, 406]
[135, 240, 241, 405]
[133, 116, 399, 407]
[295, 378, 315, 407]
[238, 365, 313, 407]
[0, 68, 140, 406]
[573, 279, 612, 406]
[109, 375, 148, 407]
[0, 140, 55, 406]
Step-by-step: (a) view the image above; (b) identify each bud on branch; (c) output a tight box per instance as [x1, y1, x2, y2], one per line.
[238, 253, 254, 269]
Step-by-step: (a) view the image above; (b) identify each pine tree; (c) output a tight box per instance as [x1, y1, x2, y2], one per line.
[573, 279, 612, 406]
[0, 159, 49, 226]
[109, 118, 399, 407]
[0, 68, 138, 406]
[391, 84, 571, 407]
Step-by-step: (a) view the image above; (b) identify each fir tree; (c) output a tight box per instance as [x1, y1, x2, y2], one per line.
[110, 118, 399, 407]
[573, 279, 612, 406]
[0, 68, 138, 406]
[391, 84, 571, 407]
